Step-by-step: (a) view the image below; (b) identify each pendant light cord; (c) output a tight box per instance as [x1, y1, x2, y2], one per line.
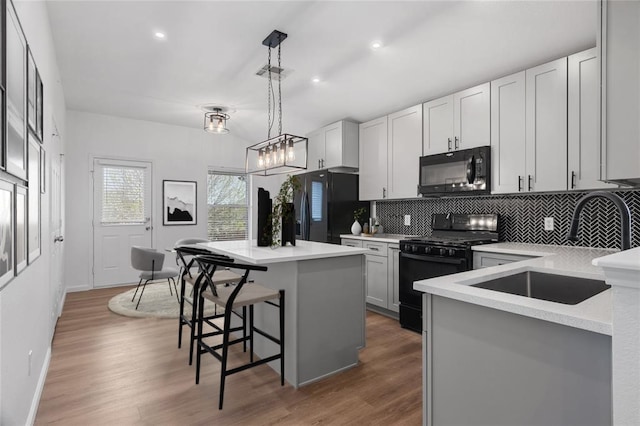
[278, 42, 282, 136]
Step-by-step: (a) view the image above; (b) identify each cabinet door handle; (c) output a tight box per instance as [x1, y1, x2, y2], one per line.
[528, 175, 533, 191]
[454, 136, 459, 150]
[517, 176, 523, 192]
[318, 159, 321, 169]
[447, 138, 452, 151]
[382, 187, 386, 199]
[571, 171, 576, 189]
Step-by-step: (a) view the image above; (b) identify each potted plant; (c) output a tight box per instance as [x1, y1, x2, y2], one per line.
[351, 207, 366, 235]
[270, 175, 301, 247]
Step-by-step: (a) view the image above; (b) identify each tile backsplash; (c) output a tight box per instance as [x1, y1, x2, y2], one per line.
[376, 189, 640, 249]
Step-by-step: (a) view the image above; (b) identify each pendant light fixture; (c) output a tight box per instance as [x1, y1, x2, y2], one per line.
[246, 30, 307, 176]
[203, 106, 230, 134]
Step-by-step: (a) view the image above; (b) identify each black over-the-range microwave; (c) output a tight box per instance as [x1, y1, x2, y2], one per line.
[418, 146, 491, 196]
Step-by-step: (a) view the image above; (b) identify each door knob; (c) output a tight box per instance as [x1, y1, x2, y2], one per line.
[145, 226, 151, 231]
[54, 236, 64, 243]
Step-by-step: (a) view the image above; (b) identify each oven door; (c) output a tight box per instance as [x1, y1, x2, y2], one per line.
[399, 252, 469, 308]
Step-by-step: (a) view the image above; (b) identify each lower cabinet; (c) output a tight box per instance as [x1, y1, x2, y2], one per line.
[342, 238, 399, 314]
[473, 251, 536, 269]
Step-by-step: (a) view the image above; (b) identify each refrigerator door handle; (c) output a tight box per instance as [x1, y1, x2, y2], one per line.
[304, 192, 311, 240]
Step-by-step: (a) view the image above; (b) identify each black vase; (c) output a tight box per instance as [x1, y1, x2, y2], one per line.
[257, 188, 272, 247]
[281, 202, 296, 246]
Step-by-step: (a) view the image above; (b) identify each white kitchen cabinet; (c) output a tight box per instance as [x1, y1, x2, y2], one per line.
[423, 83, 490, 155]
[491, 71, 527, 194]
[453, 83, 491, 150]
[387, 104, 422, 199]
[600, 0, 640, 185]
[341, 238, 363, 248]
[364, 241, 388, 308]
[423, 95, 453, 155]
[525, 58, 568, 192]
[568, 48, 616, 190]
[473, 251, 536, 269]
[358, 116, 388, 200]
[387, 244, 400, 313]
[306, 120, 359, 171]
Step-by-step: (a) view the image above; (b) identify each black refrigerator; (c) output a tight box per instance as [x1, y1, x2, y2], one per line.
[294, 171, 369, 245]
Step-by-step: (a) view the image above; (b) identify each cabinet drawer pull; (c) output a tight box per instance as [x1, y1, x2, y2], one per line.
[454, 136, 459, 150]
[447, 138, 452, 151]
[571, 171, 576, 189]
[369, 247, 380, 251]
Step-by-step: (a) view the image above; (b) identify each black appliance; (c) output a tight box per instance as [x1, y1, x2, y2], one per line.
[399, 213, 499, 332]
[294, 171, 369, 245]
[418, 146, 491, 196]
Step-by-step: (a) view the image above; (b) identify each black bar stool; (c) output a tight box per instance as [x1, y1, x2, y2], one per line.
[193, 255, 285, 410]
[175, 246, 240, 365]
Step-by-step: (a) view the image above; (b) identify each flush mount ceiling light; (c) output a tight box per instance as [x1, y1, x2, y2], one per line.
[370, 40, 383, 50]
[312, 77, 321, 84]
[154, 31, 166, 40]
[246, 30, 308, 176]
[202, 106, 230, 135]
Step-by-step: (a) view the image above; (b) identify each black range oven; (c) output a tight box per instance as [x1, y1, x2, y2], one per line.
[399, 213, 499, 332]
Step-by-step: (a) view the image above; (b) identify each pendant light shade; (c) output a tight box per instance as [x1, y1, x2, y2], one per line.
[246, 30, 307, 176]
[203, 107, 230, 135]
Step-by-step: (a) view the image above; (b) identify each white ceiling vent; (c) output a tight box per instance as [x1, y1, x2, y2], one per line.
[256, 63, 290, 80]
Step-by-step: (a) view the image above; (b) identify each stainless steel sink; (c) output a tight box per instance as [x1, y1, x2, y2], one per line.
[470, 271, 610, 305]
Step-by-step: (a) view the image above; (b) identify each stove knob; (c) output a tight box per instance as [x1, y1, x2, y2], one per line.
[438, 248, 446, 256]
[424, 247, 431, 255]
[448, 249, 456, 257]
[415, 246, 424, 255]
[412, 245, 420, 254]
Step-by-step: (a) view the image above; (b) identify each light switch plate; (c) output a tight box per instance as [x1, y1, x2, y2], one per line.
[544, 217, 554, 231]
[404, 215, 411, 226]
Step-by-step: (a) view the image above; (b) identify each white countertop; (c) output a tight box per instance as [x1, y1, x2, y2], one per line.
[198, 239, 369, 265]
[415, 243, 618, 335]
[339, 233, 418, 243]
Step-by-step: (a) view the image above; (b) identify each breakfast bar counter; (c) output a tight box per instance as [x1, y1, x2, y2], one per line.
[198, 240, 368, 388]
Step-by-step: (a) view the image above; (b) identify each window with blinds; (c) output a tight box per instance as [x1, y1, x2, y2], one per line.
[207, 171, 248, 241]
[311, 180, 323, 222]
[101, 166, 145, 224]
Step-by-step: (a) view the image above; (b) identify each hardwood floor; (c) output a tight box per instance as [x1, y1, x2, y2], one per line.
[35, 286, 422, 425]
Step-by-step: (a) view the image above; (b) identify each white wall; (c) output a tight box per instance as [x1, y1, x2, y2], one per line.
[64, 110, 249, 291]
[0, 1, 67, 424]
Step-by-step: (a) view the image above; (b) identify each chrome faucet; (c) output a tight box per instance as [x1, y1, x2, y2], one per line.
[567, 191, 632, 250]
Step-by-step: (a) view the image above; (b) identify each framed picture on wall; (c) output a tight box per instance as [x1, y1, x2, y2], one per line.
[0, 179, 14, 289]
[6, 1, 27, 180]
[40, 147, 45, 193]
[28, 133, 40, 263]
[163, 180, 197, 225]
[27, 46, 36, 135]
[15, 185, 26, 274]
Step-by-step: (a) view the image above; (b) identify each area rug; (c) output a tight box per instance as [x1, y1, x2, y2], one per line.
[108, 282, 220, 319]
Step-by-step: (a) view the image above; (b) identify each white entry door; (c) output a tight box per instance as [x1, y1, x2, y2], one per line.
[49, 139, 64, 337]
[93, 158, 152, 287]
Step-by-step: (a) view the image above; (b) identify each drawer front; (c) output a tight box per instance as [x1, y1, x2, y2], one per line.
[363, 241, 387, 255]
[341, 239, 363, 248]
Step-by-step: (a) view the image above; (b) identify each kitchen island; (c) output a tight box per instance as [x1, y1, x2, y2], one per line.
[198, 239, 368, 388]
[415, 243, 616, 426]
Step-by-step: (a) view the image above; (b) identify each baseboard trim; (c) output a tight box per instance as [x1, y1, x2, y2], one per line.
[65, 284, 91, 293]
[26, 346, 51, 426]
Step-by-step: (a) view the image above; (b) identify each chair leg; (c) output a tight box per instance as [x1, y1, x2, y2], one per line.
[189, 281, 200, 366]
[135, 280, 150, 310]
[195, 291, 205, 385]
[242, 306, 247, 352]
[168, 278, 173, 296]
[178, 275, 187, 349]
[131, 278, 143, 302]
[249, 304, 254, 363]
[280, 289, 285, 386]
[219, 309, 233, 410]
[171, 278, 180, 303]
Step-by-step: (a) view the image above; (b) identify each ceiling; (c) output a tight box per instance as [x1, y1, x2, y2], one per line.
[46, 1, 597, 145]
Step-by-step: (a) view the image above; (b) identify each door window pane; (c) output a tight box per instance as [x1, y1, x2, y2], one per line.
[311, 180, 323, 222]
[101, 166, 145, 224]
[207, 171, 248, 241]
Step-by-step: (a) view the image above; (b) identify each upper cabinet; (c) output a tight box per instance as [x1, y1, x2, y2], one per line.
[491, 71, 527, 194]
[359, 105, 422, 200]
[600, 0, 640, 185]
[359, 116, 388, 200]
[525, 58, 568, 192]
[306, 120, 359, 172]
[568, 48, 616, 190]
[423, 83, 490, 155]
[387, 105, 422, 199]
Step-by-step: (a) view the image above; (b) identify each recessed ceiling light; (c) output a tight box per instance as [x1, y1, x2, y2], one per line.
[154, 32, 166, 40]
[371, 40, 383, 50]
[312, 77, 321, 84]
